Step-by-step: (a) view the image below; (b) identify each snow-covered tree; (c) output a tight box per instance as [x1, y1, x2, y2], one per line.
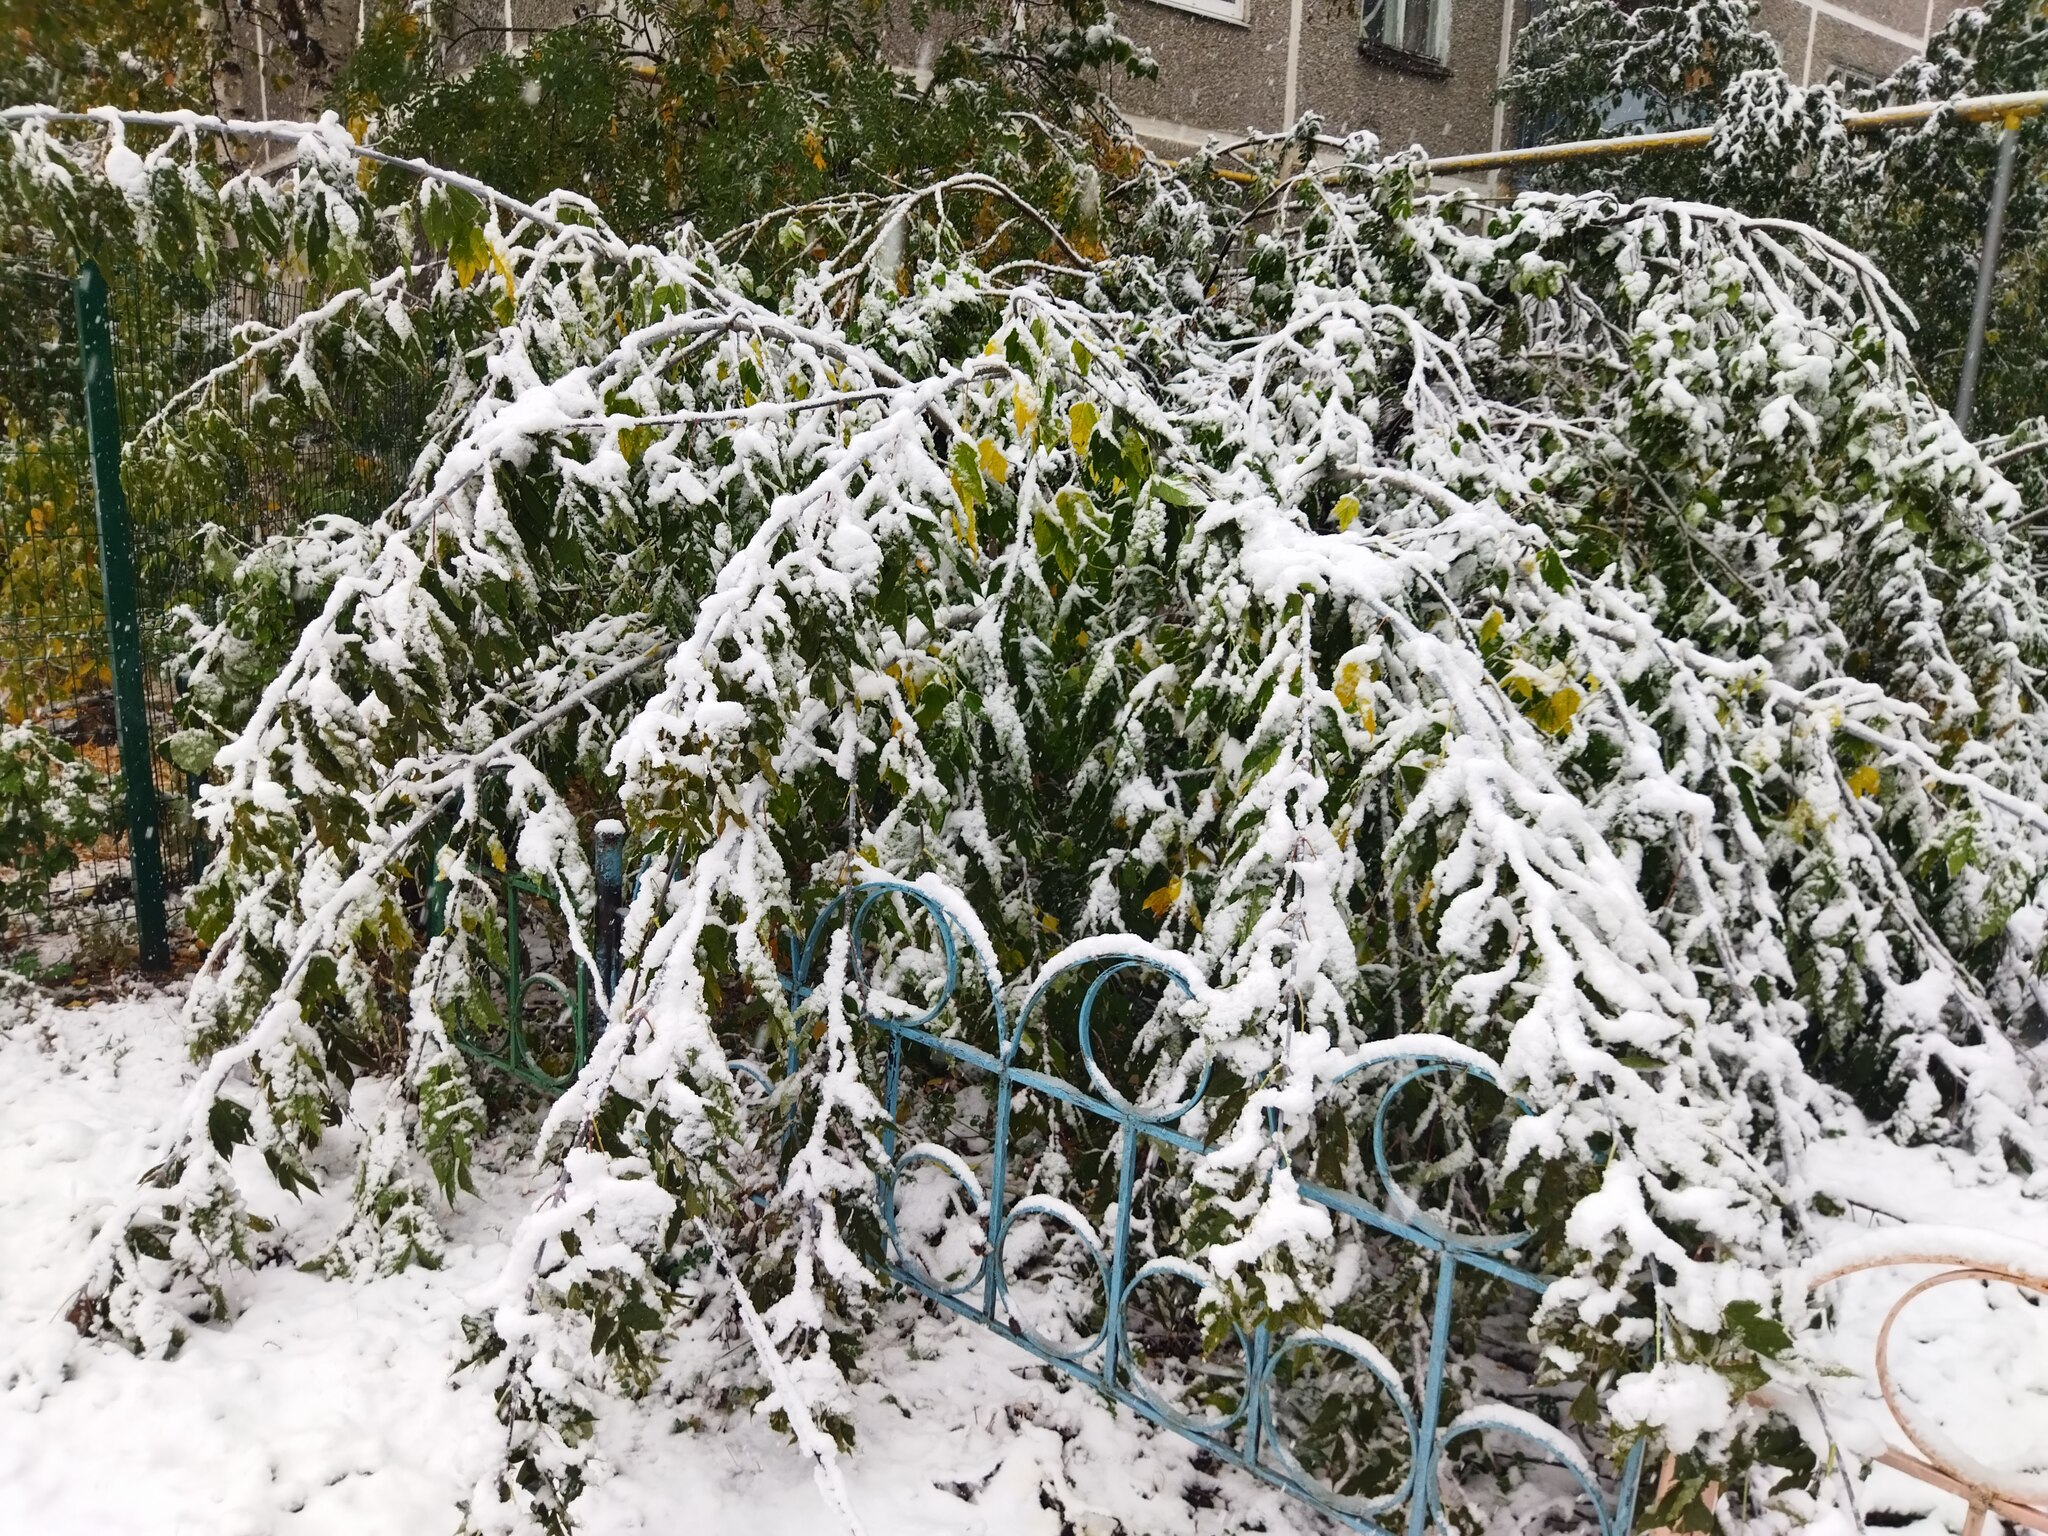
[7, 89, 2048, 1536]
[1501, 0, 2048, 438]
[336, 0, 1153, 246]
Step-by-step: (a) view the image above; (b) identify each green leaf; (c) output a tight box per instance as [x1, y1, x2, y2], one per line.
[208, 1096, 254, 1158]
[264, 1147, 319, 1200]
[163, 728, 219, 775]
[1723, 1355, 1771, 1395]
[1723, 1299, 1793, 1359]
[950, 437, 984, 506]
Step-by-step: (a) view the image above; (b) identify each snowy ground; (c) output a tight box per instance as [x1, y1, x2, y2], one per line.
[1, 988, 2043, 1536]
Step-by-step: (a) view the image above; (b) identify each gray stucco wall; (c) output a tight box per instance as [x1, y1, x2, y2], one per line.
[1754, 0, 1929, 83]
[1111, 0, 1524, 156]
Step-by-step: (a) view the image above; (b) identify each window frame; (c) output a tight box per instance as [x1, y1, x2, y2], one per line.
[1142, 0, 1251, 26]
[1360, 0, 1453, 69]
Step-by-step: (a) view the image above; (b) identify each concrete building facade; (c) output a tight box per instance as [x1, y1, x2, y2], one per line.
[214, 0, 1976, 163]
[1112, 0, 1979, 160]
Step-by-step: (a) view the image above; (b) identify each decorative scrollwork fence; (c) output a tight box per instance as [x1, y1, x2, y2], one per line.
[781, 878, 1648, 1536]
[432, 848, 2048, 1536]
[425, 822, 627, 1096]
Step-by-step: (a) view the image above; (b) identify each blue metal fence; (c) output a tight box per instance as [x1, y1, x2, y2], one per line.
[784, 878, 1648, 1536]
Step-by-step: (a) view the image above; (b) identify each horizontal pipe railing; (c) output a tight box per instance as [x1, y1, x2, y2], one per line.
[1424, 89, 2048, 177]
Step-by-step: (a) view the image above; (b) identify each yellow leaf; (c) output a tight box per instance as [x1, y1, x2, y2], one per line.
[1075, 630, 1089, 649]
[1069, 400, 1098, 459]
[1013, 390, 1037, 436]
[978, 437, 1010, 485]
[1040, 911, 1060, 933]
[618, 424, 656, 466]
[1478, 607, 1504, 647]
[1140, 876, 1181, 920]
[948, 489, 978, 549]
[451, 240, 487, 290]
[1847, 764, 1881, 798]
[1335, 659, 1363, 710]
[1332, 494, 1361, 530]
[348, 116, 372, 190]
[491, 244, 517, 304]
[1534, 686, 1582, 735]
[489, 838, 507, 873]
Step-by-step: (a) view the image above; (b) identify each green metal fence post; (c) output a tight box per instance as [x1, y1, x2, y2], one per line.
[593, 819, 626, 1021]
[72, 260, 171, 973]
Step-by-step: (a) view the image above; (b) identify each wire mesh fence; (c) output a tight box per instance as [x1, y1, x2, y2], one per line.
[0, 253, 428, 963]
[0, 258, 129, 929]
[108, 265, 429, 889]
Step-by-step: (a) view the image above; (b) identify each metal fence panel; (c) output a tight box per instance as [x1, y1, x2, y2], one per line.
[0, 258, 129, 930]
[0, 253, 427, 962]
[780, 879, 1649, 1536]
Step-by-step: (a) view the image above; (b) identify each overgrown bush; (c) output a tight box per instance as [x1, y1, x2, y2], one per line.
[6, 65, 2048, 1536]
[0, 719, 113, 936]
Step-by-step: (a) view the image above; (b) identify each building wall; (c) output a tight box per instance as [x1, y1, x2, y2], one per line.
[1112, 0, 1981, 160]
[213, 0, 1986, 166]
[1113, 0, 1523, 157]
[1768, 0, 1947, 85]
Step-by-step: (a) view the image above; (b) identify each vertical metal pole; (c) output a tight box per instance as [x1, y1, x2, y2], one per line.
[1406, 1254, 1460, 1536]
[1611, 1434, 1650, 1536]
[1244, 1324, 1271, 1463]
[1956, 115, 2022, 436]
[983, 1066, 1014, 1321]
[592, 818, 626, 1016]
[882, 1035, 901, 1165]
[1102, 1120, 1140, 1388]
[73, 261, 170, 974]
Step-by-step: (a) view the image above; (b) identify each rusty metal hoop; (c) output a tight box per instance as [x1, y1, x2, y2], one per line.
[1808, 1255, 2048, 1536]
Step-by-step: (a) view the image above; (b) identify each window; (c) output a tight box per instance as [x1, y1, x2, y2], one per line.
[1598, 89, 1656, 132]
[1145, 0, 1249, 24]
[1362, 0, 1451, 67]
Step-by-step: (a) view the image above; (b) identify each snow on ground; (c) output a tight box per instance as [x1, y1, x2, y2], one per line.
[1, 986, 2043, 1536]
[0, 988, 1325, 1536]
[1796, 1133, 2048, 1534]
